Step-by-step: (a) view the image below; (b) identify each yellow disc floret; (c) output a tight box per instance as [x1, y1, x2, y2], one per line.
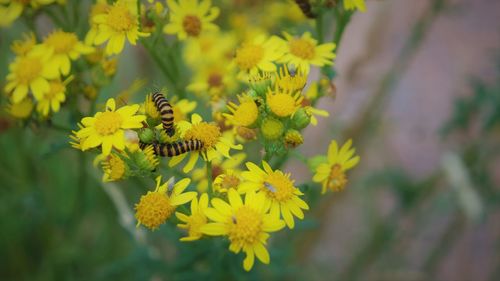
[228, 206, 263, 248]
[135, 191, 175, 230]
[94, 112, 123, 135]
[235, 44, 264, 71]
[260, 118, 284, 140]
[184, 122, 221, 149]
[263, 171, 295, 202]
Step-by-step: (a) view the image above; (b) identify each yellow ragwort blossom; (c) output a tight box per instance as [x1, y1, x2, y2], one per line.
[234, 34, 283, 75]
[279, 32, 336, 74]
[223, 94, 259, 127]
[101, 153, 129, 182]
[344, 0, 366, 12]
[266, 86, 303, 118]
[171, 114, 242, 173]
[187, 63, 238, 101]
[10, 32, 36, 56]
[76, 98, 146, 155]
[201, 189, 285, 271]
[5, 97, 34, 119]
[92, 0, 149, 55]
[135, 176, 196, 230]
[191, 152, 246, 193]
[274, 65, 307, 93]
[163, 0, 219, 40]
[85, 0, 110, 45]
[241, 161, 309, 229]
[32, 30, 94, 75]
[176, 193, 209, 241]
[36, 76, 73, 117]
[5, 51, 59, 103]
[313, 139, 360, 193]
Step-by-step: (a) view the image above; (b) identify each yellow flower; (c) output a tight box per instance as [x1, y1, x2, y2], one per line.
[92, 0, 149, 55]
[5, 97, 34, 119]
[143, 93, 160, 119]
[186, 63, 238, 101]
[312, 139, 360, 194]
[76, 98, 146, 155]
[176, 193, 209, 241]
[266, 87, 303, 118]
[241, 161, 309, 229]
[135, 176, 196, 230]
[344, 0, 366, 12]
[201, 189, 285, 271]
[279, 32, 336, 74]
[5, 52, 59, 103]
[260, 117, 284, 140]
[0, 0, 55, 27]
[274, 65, 307, 93]
[10, 32, 36, 56]
[284, 130, 303, 148]
[304, 105, 329, 126]
[192, 152, 246, 193]
[85, 0, 110, 45]
[36, 76, 73, 117]
[183, 31, 236, 67]
[101, 153, 129, 182]
[234, 35, 283, 75]
[223, 94, 259, 127]
[32, 30, 94, 75]
[163, 0, 220, 40]
[171, 98, 197, 122]
[171, 114, 242, 172]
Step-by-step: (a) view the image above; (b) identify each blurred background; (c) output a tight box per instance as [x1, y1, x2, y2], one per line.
[1, 0, 499, 280]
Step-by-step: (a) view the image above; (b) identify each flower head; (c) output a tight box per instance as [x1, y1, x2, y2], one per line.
[223, 94, 259, 127]
[91, 0, 149, 55]
[0, 0, 56, 27]
[234, 35, 283, 75]
[102, 153, 129, 182]
[5, 97, 34, 119]
[135, 176, 196, 230]
[163, 0, 220, 40]
[11, 32, 37, 56]
[75, 98, 146, 155]
[274, 65, 306, 93]
[312, 139, 360, 193]
[36, 76, 73, 117]
[279, 32, 336, 74]
[201, 189, 285, 271]
[176, 193, 209, 241]
[241, 161, 309, 229]
[266, 87, 303, 118]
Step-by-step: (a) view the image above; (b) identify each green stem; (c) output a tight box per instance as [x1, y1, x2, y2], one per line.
[315, 10, 324, 43]
[206, 160, 213, 193]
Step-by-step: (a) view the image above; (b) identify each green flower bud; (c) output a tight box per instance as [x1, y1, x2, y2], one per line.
[261, 117, 284, 140]
[139, 128, 155, 143]
[292, 108, 311, 129]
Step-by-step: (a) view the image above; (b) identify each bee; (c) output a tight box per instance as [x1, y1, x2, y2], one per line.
[141, 139, 204, 157]
[152, 92, 175, 137]
[295, 0, 316, 19]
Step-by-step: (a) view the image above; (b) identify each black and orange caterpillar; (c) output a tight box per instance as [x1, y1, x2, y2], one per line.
[295, 0, 316, 18]
[140, 139, 204, 157]
[152, 92, 175, 137]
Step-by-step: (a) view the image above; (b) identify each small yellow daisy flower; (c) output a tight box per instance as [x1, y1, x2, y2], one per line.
[234, 34, 284, 75]
[32, 30, 94, 76]
[5, 97, 34, 119]
[312, 139, 360, 193]
[274, 65, 307, 93]
[191, 152, 246, 193]
[5, 52, 59, 103]
[101, 153, 129, 182]
[344, 0, 366, 12]
[171, 114, 242, 173]
[240, 161, 309, 229]
[176, 193, 209, 241]
[35, 76, 73, 117]
[279, 32, 336, 74]
[201, 189, 285, 271]
[85, 0, 110, 45]
[186, 63, 238, 101]
[183, 31, 236, 67]
[266, 87, 303, 118]
[92, 0, 149, 55]
[135, 176, 197, 230]
[76, 98, 146, 155]
[10, 32, 36, 56]
[163, 0, 220, 40]
[223, 94, 259, 127]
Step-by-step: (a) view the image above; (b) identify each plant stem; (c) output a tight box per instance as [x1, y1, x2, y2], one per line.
[206, 160, 213, 193]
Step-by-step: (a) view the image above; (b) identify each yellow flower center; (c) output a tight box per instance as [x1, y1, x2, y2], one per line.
[260, 118, 283, 140]
[107, 4, 135, 32]
[233, 100, 258, 127]
[267, 93, 297, 117]
[15, 56, 42, 84]
[207, 72, 223, 88]
[144, 94, 160, 119]
[284, 130, 303, 148]
[328, 164, 347, 192]
[228, 206, 262, 247]
[289, 38, 315, 60]
[220, 174, 241, 191]
[182, 15, 202, 37]
[106, 154, 126, 180]
[44, 81, 65, 100]
[263, 171, 295, 202]
[235, 43, 264, 70]
[184, 122, 221, 149]
[186, 212, 206, 238]
[45, 31, 78, 54]
[135, 191, 175, 230]
[94, 111, 123, 135]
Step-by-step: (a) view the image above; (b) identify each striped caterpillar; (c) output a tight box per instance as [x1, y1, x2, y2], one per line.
[140, 139, 204, 157]
[152, 92, 175, 137]
[294, 0, 316, 18]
